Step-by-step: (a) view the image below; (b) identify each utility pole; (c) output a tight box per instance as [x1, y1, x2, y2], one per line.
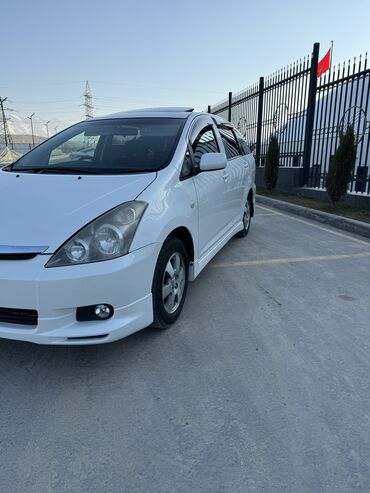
[44, 120, 51, 138]
[82, 80, 93, 119]
[0, 96, 11, 147]
[28, 113, 35, 147]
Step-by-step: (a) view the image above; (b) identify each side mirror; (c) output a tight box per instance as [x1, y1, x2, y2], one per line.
[199, 152, 227, 172]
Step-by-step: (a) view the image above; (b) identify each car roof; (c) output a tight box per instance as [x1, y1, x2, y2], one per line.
[93, 107, 197, 120]
[90, 107, 232, 129]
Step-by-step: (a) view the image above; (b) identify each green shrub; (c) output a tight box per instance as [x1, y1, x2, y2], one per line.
[264, 135, 280, 192]
[325, 125, 357, 204]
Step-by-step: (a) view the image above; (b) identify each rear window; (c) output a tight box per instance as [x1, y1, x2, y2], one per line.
[233, 127, 252, 155]
[218, 126, 241, 159]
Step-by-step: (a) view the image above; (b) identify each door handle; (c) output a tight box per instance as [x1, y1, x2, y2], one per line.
[222, 172, 229, 181]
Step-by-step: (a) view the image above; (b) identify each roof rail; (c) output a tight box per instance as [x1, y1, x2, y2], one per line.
[126, 107, 194, 113]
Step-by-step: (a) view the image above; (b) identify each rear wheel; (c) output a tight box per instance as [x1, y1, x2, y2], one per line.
[235, 195, 252, 238]
[152, 237, 189, 329]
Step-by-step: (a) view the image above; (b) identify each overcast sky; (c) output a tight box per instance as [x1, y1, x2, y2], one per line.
[1, 0, 370, 133]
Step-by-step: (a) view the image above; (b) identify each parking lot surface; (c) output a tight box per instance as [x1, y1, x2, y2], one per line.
[1, 204, 370, 493]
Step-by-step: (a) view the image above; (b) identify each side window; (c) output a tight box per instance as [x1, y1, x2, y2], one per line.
[218, 126, 241, 159]
[233, 128, 252, 155]
[239, 140, 252, 155]
[192, 126, 219, 168]
[181, 148, 193, 179]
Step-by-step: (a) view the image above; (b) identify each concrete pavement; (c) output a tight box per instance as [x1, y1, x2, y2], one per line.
[1, 204, 370, 492]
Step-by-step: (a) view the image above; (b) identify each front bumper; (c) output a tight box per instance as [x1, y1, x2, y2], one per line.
[0, 243, 161, 344]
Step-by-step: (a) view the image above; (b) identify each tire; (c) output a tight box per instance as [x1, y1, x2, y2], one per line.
[235, 195, 252, 238]
[151, 237, 189, 329]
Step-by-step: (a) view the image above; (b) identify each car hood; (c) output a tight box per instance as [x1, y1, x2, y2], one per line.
[0, 170, 156, 253]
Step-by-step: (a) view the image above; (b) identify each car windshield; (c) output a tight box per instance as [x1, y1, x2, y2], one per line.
[9, 118, 185, 174]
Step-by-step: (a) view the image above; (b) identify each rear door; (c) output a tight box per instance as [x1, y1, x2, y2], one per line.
[217, 124, 248, 226]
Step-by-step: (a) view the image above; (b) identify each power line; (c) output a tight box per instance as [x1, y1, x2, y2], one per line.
[90, 80, 226, 95]
[0, 81, 84, 90]
[8, 98, 81, 105]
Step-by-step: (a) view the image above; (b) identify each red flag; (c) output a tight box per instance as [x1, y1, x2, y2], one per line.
[317, 48, 331, 77]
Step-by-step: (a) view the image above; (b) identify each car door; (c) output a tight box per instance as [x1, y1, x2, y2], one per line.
[184, 119, 230, 260]
[234, 126, 255, 198]
[217, 124, 248, 225]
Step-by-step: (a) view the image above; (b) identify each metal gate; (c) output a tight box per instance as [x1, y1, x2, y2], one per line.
[209, 43, 370, 195]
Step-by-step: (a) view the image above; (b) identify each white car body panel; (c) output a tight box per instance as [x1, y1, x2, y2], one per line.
[0, 109, 255, 344]
[0, 243, 160, 344]
[0, 171, 156, 252]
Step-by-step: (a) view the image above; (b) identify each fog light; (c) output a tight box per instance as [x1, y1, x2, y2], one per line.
[76, 304, 114, 322]
[94, 304, 112, 319]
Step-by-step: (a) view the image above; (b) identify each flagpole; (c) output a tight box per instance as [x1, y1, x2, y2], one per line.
[330, 40, 334, 73]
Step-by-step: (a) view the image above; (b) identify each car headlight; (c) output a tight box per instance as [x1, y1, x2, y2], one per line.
[46, 201, 147, 267]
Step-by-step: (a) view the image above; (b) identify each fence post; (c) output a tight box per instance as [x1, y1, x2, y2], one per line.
[228, 92, 232, 122]
[255, 76, 264, 167]
[302, 42, 320, 186]
[207, 105, 211, 113]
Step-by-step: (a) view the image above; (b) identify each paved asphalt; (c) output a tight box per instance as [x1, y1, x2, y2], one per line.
[1, 205, 370, 493]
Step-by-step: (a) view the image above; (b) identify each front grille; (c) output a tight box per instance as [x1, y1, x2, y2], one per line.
[0, 307, 38, 326]
[0, 245, 49, 260]
[0, 253, 38, 260]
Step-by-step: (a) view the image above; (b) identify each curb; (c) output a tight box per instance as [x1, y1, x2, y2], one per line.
[256, 195, 370, 240]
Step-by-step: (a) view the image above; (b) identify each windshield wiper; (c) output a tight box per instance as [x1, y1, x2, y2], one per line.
[41, 167, 154, 174]
[39, 166, 102, 174]
[8, 166, 156, 175]
[10, 166, 102, 174]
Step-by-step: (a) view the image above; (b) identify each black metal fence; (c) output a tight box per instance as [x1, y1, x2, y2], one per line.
[209, 42, 370, 195]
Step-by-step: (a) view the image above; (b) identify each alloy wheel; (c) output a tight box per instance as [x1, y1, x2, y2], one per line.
[243, 200, 251, 229]
[162, 252, 186, 314]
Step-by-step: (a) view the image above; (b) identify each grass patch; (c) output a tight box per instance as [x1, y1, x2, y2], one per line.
[257, 188, 370, 224]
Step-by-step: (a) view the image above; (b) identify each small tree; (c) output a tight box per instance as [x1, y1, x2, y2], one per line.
[325, 125, 357, 204]
[264, 135, 280, 192]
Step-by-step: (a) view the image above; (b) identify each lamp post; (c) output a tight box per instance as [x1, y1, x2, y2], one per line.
[44, 120, 50, 139]
[28, 113, 35, 148]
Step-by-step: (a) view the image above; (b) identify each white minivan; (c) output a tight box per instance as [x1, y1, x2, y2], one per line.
[0, 108, 255, 344]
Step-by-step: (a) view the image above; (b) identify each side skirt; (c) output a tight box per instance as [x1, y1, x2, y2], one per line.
[189, 221, 243, 281]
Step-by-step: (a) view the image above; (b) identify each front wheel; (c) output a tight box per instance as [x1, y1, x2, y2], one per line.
[235, 196, 252, 238]
[151, 237, 189, 329]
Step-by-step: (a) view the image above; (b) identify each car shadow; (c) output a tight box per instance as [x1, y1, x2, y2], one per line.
[0, 326, 168, 377]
